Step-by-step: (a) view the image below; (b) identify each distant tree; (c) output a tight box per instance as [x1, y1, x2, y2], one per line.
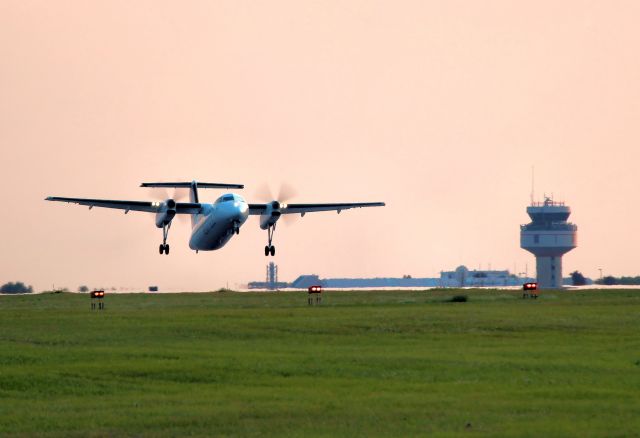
[601, 276, 617, 285]
[570, 271, 587, 286]
[0, 282, 33, 294]
[78, 285, 89, 293]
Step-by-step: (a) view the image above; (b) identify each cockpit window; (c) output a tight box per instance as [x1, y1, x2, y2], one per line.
[215, 194, 235, 203]
[215, 194, 245, 204]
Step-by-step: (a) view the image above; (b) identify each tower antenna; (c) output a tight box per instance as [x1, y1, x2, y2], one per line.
[530, 165, 535, 205]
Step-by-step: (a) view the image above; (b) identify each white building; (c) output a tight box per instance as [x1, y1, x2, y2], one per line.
[440, 265, 522, 287]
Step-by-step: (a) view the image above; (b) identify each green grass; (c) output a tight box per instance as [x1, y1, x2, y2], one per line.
[1, 289, 639, 437]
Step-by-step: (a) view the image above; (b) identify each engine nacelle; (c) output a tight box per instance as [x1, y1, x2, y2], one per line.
[259, 201, 283, 230]
[155, 199, 177, 228]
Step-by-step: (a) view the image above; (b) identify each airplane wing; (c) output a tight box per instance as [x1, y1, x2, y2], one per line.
[248, 202, 385, 215]
[45, 197, 202, 214]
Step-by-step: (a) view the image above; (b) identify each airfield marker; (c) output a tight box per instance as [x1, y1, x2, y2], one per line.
[522, 282, 538, 299]
[90, 290, 105, 310]
[308, 285, 323, 305]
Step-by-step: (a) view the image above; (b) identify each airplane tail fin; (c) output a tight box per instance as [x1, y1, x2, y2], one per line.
[141, 181, 244, 227]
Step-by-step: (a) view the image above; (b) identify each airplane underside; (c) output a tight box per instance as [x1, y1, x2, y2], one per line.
[188, 206, 247, 252]
[189, 221, 239, 251]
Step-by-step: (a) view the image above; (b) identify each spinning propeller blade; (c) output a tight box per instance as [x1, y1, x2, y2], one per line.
[146, 186, 188, 223]
[255, 182, 274, 203]
[255, 182, 299, 225]
[149, 187, 170, 201]
[277, 182, 298, 204]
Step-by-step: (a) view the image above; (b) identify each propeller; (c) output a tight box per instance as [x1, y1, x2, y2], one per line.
[255, 182, 299, 225]
[149, 187, 188, 202]
[277, 182, 297, 205]
[148, 187, 189, 223]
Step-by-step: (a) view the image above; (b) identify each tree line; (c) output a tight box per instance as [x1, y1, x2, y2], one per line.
[571, 271, 640, 286]
[0, 283, 93, 294]
[595, 276, 640, 286]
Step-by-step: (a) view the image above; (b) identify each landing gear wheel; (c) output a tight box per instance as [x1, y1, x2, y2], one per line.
[165, 244, 170, 255]
[159, 244, 164, 254]
[264, 224, 277, 256]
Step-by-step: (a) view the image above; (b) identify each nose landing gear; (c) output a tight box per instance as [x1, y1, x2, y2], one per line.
[159, 222, 171, 255]
[264, 224, 276, 256]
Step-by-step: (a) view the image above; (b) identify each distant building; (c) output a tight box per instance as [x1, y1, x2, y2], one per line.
[290, 275, 324, 289]
[321, 277, 438, 288]
[247, 262, 289, 290]
[439, 265, 523, 287]
[248, 266, 526, 290]
[287, 275, 439, 288]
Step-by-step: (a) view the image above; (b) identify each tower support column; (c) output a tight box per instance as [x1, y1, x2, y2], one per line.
[535, 256, 563, 289]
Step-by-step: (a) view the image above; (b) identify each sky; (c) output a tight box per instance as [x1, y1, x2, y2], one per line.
[1, 1, 639, 291]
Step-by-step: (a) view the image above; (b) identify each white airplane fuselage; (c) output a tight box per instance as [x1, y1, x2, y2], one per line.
[189, 194, 249, 250]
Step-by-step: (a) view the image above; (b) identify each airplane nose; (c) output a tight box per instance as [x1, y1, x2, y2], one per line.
[237, 201, 249, 215]
[232, 201, 249, 222]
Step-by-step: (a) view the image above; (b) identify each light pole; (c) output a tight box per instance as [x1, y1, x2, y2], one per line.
[598, 268, 603, 280]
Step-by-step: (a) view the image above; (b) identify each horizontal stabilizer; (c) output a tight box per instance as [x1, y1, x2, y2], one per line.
[140, 181, 244, 189]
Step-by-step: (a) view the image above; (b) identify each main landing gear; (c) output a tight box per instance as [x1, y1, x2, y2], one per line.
[159, 222, 171, 255]
[264, 223, 276, 256]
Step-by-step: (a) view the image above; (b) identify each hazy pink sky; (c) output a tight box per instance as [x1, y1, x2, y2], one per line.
[1, 1, 639, 291]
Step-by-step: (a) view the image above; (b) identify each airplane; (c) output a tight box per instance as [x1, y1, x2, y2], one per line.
[46, 180, 385, 256]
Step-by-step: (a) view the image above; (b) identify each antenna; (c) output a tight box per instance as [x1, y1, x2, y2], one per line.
[530, 165, 535, 205]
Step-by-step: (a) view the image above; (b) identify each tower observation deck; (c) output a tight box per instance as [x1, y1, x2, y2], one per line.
[520, 197, 577, 289]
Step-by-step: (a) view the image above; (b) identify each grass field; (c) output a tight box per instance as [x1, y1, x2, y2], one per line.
[1, 289, 639, 437]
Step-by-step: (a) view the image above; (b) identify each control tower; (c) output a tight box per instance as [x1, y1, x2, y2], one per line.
[520, 197, 577, 289]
